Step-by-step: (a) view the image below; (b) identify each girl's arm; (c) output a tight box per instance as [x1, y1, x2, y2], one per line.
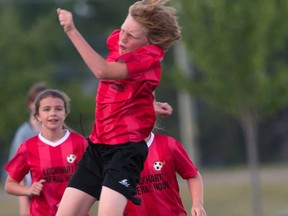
[18, 180, 30, 216]
[5, 175, 46, 196]
[187, 172, 207, 216]
[57, 8, 128, 80]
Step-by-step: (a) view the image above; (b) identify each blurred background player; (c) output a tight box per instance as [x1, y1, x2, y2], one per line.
[124, 102, 207, 216]
[124, 131, 207, 216]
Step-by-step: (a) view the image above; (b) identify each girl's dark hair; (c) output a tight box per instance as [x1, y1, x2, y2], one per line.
[33, 89, 71, 117]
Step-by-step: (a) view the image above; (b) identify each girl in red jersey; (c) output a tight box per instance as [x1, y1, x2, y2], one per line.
[124, 132, 207, 216]
[5, 89, 88, 216]
[7, 82, 48, 216]
[56, 1, 181, 216]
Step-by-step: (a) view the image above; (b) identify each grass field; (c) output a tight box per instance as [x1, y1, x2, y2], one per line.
[1, 164, 287, 216]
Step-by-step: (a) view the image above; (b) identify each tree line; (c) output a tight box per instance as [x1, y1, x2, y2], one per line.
[1, 0, 288, 175]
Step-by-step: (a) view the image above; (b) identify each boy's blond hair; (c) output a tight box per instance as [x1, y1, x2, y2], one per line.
[129, 0, 181, 51]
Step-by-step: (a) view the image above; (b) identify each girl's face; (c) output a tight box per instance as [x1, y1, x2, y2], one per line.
[35, 97, 67, 131]
[119, 15, 150, 55]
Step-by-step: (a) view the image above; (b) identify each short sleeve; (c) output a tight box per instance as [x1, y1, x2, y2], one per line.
[168, 137, 198, 179]
[5, 143, 30, 182]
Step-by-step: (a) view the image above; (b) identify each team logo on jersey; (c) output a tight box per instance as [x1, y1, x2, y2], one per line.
[153, 161, 165, 171]
[67, 154, 76, 163]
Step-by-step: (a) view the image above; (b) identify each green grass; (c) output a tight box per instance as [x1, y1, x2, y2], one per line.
[181, 164, 288, 216]
[1, 164, 287, 216]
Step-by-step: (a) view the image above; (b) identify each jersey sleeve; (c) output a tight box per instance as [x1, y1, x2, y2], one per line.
[106, 29, 120, 61]
[125, 46, 163, 81]
[5, 143, 30, 182]
[168, 137, 198, 179]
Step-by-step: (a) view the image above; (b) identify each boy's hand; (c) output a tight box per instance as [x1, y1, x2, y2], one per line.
[57, 8, 75, 32]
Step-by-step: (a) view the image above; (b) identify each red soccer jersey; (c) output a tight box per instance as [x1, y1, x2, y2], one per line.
[89, 30, 164, 145]
[124, 133, 199, 216]
[5, 131, 88, 216]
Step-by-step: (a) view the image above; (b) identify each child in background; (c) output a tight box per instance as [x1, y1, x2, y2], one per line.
[5, 89, 88, 216]
[125, 102, 206, 216]
[124, 132, 207, 216]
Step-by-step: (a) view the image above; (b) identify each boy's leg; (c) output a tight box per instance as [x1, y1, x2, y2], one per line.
[98, 186, 127, 216]
[56, 187, 96, 216]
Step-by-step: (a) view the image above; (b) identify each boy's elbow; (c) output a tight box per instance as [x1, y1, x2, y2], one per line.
[95, 72, 104, 79]
[93, 69, 106, 79]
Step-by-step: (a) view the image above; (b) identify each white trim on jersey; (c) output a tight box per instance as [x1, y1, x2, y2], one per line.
[38, 129, 70, 147]
[146, 132, 154, 148]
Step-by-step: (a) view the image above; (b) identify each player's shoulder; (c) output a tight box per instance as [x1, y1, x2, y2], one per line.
[69, 131, 87, 142]
[154, 133, 178, 142]
[153, 133, 181, 150]
[136, 44, 164, 60]
[69, 131, 84, 138]
[107, 30, 120, 50]
[26, 134, 39, 141]
[22, 135, 39, 147]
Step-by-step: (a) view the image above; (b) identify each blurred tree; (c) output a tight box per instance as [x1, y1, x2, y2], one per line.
[0, 3, 95, 171]
[178, 0, 288, 216]
[0, 5, 60, 153]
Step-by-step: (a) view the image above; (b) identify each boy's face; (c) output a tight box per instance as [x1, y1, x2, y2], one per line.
[119, 15, 150, 55]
